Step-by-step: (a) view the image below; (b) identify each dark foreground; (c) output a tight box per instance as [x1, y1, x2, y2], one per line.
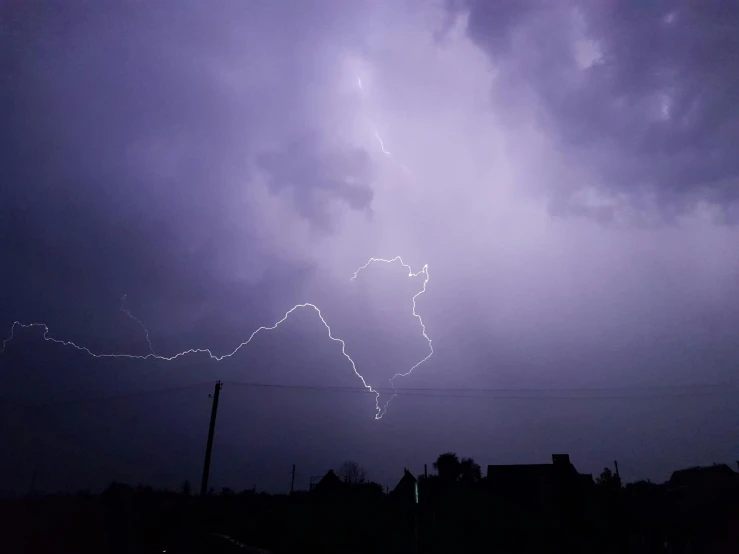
[2, 461, 738, 553]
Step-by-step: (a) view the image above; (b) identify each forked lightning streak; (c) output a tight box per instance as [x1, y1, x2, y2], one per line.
[120, 294, 156, 355]
[1, 257, 433, 419]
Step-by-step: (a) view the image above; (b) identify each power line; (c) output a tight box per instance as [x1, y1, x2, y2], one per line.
[224, 381, 739, 399]
[3, 380, 737, 411]
[426, 382, 736, 392]
[1, 382, 214, 411]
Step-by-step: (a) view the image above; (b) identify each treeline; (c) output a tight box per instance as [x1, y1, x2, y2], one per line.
[1, 453, 737, 553]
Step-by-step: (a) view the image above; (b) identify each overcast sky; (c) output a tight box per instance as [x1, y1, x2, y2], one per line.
[1, 0, 738, 494]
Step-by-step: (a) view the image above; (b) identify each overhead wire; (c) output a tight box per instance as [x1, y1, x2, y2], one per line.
[2, 380, 737, 411]
[1, 382, 214, 411]
[223, 380, 739, 399]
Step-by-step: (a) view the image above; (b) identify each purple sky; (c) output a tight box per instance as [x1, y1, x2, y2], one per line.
[1, 0, 738, 494]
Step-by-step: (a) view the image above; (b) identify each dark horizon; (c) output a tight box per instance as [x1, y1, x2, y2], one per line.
[2, 0, 739, 500]
[3, 452, 738, 553]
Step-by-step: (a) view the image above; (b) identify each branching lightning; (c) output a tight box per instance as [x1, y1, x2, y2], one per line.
[120, 294, 156, 355]
[351, 256, 433, 417]
[1, 257, 432, 419]
[2, 75, 431, 419]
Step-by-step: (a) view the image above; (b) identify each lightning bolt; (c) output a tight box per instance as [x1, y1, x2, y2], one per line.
[375, 131, 391, 156]
[1, 257, 432, 419]
[120, 294, 156, 355]
[351, 256, 433, 417]
[356, 75, 414, 180]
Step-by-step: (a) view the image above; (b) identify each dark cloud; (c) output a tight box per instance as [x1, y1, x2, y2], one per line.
[0, 1, 381, 493]
[454, 0, 739, 220]
[0, 0, 374, 335]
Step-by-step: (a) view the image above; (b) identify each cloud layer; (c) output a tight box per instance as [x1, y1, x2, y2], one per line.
[454, 0, 739, 223]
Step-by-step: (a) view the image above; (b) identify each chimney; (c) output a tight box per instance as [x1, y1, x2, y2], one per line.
[552, 454, 570, 466]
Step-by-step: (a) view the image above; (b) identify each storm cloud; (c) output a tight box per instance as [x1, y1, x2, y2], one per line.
[454, 0, 739, 223]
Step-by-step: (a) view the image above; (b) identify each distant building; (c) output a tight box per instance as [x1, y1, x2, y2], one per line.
[665, 464, 739, 552]
[578, 473, 595, 487]
[667, 463, 738, 492]
[391, 468, 418, 504]
[311, 469, 344, 498]
[487, 454, 592, 510]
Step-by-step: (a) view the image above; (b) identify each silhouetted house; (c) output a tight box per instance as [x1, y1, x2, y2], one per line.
[311, 469, 344, 499]
[665, 465, 739, 552]
[487, 454, 591, 512]
[388, 468, 419, 554]
[666, 463, 739, 513]
[668, 463, 738, 492]
[578, 473, 595, 487]
[391, 468, 418, 505]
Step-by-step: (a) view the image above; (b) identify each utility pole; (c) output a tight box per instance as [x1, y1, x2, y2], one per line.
[290, 464, 296, 494]
[424, 464, 427, 479]
[614, 460, 620, 481]
[200, 381, 222, 497]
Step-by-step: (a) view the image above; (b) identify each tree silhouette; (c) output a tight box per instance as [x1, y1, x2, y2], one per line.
[338, 460, 367, 485]
[459, 457, 482, 484]
[433, 453, 482, 485]
[596, 467, 622, 490]
[434, 452, 462, 483]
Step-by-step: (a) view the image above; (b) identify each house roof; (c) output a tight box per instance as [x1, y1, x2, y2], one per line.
[313, 469, 343, 493]
[392, 469, 417, 491]
[669, 464, 737, 488]
[391, 469, 418, 502]
[487, 454, 584, 487]
[579, 473, 595, 485]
